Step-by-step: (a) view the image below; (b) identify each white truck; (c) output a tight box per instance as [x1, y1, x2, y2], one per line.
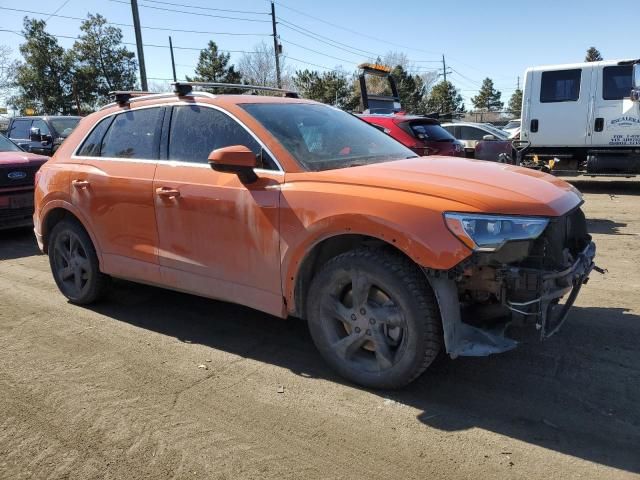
[521, 59, 640, 175]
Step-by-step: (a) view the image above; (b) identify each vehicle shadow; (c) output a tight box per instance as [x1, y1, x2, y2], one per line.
[567, 179, 640, 195]
[0, 227, 41, 261]
[89, 282, 640, 473]
[587, 218, 630, 235]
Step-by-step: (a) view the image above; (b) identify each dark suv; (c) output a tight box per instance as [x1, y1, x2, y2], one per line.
[7, 116, 81, 156]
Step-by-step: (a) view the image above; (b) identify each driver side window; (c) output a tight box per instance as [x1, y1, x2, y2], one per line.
[168, 105, 276, 169]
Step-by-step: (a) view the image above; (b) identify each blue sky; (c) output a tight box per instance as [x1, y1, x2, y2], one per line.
[1, 0, 638, 108]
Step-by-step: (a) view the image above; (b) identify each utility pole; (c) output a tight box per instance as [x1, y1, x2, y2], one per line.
[169, 36, 177, 82]
[517, 76, 520, 91]
[270, 1, 282, 89]
[130, 0, 148, 91]
[442, 54, 447, 83]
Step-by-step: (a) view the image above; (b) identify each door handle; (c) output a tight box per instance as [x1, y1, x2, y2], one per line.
[530, 119, 539, 133]
[155, 187, 180, 199]
[594, 117, 604, 132]
[72, 179, 90, 189]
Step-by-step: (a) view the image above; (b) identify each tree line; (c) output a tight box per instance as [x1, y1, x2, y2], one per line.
[3, 16, 606, 118]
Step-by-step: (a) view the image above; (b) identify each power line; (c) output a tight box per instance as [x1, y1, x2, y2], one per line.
[0, 7, 270, 36]
[108, 0, 271, 23]
[0, 28, 258, 53]
[44, 0, 70, 22]
[138, 0, 267, 15]
[281, 38, 356, 65]
[274, 0, 441, 56]
[278, 19, 383, 59]
[282, 55, 339, 72]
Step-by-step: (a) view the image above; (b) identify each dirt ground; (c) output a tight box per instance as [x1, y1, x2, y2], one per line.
[0, 180, 639, 480]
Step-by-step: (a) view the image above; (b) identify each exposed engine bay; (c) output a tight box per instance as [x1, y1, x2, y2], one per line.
[428, 207, 597, 357]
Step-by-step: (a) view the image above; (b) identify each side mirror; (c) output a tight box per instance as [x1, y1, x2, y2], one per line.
[482, 134, 496, 141]
[29, 127, 42, 142]
[208, 145, 259, 183]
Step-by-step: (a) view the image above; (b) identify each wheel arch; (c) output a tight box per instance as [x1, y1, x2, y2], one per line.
[290, 233, 424, 319]
[40, 202, 102, 266]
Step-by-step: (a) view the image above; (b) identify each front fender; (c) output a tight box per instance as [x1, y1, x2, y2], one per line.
[279, 185, 473, 314]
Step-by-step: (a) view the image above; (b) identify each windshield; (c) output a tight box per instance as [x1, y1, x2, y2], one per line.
[407, 121, 456, 141]
[503, 120, 520, 130]
[0, 134, 22, 152]
[49, 117, 80, 138]
[242, 103, 417, 171]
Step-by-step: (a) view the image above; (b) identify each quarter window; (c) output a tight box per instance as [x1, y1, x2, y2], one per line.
[168, 105, 270, 167]
[540, 69, 582, 103]
[100, 108, 164, 159]
[603, 65, 632, 100]
[76, 116, 114, 157]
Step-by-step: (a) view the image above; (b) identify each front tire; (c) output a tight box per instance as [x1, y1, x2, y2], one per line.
[49, 219, 109, 304]
[307, 248, 442, 389]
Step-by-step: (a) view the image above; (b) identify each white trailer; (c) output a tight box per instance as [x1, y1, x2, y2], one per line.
[521, 59, 640, 175]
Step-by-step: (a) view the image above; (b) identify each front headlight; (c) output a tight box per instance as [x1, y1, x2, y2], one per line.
[444, 213, 549, 251]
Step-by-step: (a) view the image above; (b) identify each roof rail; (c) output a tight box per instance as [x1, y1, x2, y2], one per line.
[109, 90, 156, 106]
[172, 82, 299, 98]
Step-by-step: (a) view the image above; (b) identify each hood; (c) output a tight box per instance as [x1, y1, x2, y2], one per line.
[0, 151, 49, 167]
[311, 156, 582, 217]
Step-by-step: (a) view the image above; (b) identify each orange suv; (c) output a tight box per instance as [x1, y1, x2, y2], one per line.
[34, 83, 596, 388]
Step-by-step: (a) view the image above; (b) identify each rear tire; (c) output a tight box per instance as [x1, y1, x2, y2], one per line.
[307, 248, 442, 389]
[49, 219, 109, 304]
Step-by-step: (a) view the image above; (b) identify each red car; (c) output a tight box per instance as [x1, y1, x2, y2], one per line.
[359, 114, 464, 157]
[0, 133, 48, 229]
[354, 64, 463, 157]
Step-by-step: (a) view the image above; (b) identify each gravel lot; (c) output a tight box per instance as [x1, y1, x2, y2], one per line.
[1, 180, 639, 480]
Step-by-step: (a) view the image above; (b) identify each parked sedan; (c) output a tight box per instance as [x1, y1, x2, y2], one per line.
[0, 133, 48, 229]
[441, 122, 513, 161]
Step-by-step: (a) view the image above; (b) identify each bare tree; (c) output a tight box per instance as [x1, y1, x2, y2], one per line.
[148, 80, 172, 93]
[238, 41, 290, 88]
[0, 45, 15, 96]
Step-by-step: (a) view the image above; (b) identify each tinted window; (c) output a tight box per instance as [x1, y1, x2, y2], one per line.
[408, 122, 455, 141]
[168, 105, 266, 166]
[76, 116, 114, 157]
[50, 117, 80, 137]
[101, 108, 164, 159]
[603, 65, 633, 100]
[32, 119, 50, 136]
[9, 119, 32, 139]
[459, 126, 487, 141]
[242, 103, 415, 171]
[540, 69, 581, 103]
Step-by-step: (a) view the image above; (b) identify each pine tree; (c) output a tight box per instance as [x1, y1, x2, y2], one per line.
[72, 14, 137, 109]
[12, 18, 74, 114]
[471, 78, 503, 112]
[424, 81, 465, 114]
[390, 65, 426, 114]
[187, 41, 242, 93]
[507, 89, 523, 117]
[585, 47, 603, 62]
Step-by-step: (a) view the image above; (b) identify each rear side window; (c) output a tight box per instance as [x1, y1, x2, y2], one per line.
[603, 65, 632, 100]
[459, 126, 486, 141]
[100, 108, 164, 159]
[540, 69, 581, 103]
[76, 116, 114, 156]
[9, 119, 32, 139]
[168, 105, 267, 166]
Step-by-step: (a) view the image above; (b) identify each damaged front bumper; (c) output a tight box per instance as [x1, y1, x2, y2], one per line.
[426, 241, 597, 358]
